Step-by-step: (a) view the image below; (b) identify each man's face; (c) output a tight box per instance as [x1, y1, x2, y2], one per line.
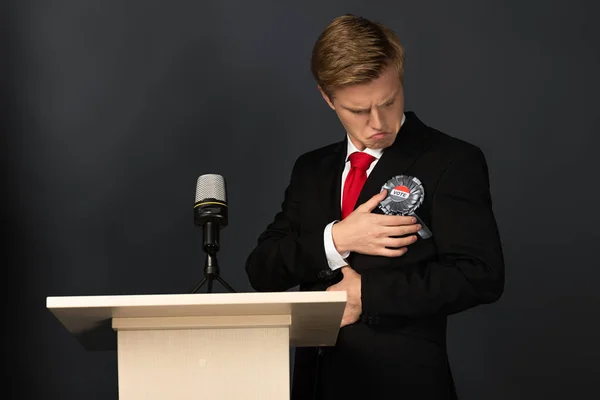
[319, 65, 404, 151]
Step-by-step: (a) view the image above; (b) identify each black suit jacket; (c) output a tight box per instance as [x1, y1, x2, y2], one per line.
[245, 112, 505, 399]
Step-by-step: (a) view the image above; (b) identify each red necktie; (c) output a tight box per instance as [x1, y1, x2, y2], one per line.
[341, 152, 376, 219]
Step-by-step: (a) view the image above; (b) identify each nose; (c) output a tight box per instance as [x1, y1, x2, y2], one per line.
[369, 108, 384, 131]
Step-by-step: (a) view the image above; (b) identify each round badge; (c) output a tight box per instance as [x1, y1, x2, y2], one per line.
[379, 175, 425, 216]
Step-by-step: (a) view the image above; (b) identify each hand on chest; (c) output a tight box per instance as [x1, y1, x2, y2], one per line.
[300, 159, 435, 234]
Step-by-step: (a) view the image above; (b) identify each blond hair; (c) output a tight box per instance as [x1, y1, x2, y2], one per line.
[311, 14, 405, 98]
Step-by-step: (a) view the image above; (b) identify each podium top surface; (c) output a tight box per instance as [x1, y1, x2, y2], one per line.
[47, 291, 345, 308]
[47, 291, 346, 349]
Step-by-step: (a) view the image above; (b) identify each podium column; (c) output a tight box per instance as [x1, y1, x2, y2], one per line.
[113, 315, 291, 399]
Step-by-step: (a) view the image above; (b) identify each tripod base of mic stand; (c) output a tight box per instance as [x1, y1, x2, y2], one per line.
[191, 274, 236, 293]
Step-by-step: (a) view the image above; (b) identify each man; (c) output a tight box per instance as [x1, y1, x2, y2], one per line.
[245, 14, 504, 400]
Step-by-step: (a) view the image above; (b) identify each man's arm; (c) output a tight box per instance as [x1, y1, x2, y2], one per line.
[359, 147, 505, 320]
[245, 156, 331, 292]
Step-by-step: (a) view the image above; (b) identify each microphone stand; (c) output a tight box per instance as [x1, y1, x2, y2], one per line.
[191, 221, 236, 293]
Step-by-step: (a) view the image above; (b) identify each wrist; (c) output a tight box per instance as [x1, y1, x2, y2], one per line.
[332, 221, 350, 254]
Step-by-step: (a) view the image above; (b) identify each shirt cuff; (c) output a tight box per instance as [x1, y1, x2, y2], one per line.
[323, 221, 350, 271]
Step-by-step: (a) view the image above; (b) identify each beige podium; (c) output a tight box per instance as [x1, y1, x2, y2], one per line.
[46, 291, 346, 399]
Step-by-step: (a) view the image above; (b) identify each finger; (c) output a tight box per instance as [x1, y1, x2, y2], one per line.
[341, 313, 358, 327]
[380, 235, 418, 248]
[376, 246, 409, 257]
[341, 315, 350, 327]
[340, 312, 347, 327]
[340, 265, 357, 277]
[374, 214, 418, 226]
[356, 189, 388, 213]
[380, 224, 422, 237]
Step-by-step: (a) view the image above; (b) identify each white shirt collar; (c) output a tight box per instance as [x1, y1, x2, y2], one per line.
[345, 113, 406, 161]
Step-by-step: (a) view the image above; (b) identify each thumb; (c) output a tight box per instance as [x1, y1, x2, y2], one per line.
[357, 189, 387, 213]
[340, 265, 354, 276]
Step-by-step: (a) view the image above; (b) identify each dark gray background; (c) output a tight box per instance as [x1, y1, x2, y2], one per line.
[4, 0, 599, 399]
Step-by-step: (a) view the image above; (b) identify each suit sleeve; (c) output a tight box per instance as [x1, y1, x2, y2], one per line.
[360, 147, 505, 319]
[245, 156, 331, 292]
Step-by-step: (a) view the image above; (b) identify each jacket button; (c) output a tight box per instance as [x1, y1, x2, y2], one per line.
[318, 269, 333, 279]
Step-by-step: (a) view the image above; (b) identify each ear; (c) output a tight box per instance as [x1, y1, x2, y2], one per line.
[318, 86, 336, 110]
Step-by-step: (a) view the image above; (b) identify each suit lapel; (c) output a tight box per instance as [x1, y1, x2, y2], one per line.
[317, 138, 346, 221]
[355, 112, 431, 211]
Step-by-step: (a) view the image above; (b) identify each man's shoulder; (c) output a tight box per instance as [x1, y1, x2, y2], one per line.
[293, 140, 344, 166]
[428, 126, 481, 156]
[414, 114, 486, 163]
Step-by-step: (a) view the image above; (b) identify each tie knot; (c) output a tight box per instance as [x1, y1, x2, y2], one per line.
[349, 152, 376, 171]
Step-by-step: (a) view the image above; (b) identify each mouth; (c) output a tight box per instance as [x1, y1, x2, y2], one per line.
[370, 132, 390, 140]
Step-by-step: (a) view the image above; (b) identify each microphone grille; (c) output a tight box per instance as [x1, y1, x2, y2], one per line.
[195, 174, 226, 203]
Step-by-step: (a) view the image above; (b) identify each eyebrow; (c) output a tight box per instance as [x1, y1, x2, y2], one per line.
[341, 90, 398, 113]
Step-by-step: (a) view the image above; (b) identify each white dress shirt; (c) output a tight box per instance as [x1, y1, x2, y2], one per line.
[323, 113, 406, 270]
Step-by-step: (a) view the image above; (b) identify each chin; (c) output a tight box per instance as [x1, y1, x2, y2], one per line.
[368, 136, 395, 149]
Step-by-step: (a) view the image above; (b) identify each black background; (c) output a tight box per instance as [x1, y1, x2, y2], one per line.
[4, 1, 599, 399]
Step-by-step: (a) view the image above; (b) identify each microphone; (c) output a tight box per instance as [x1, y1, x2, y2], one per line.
[194, 174, 228, 254]
[191, 174, 235, 294]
